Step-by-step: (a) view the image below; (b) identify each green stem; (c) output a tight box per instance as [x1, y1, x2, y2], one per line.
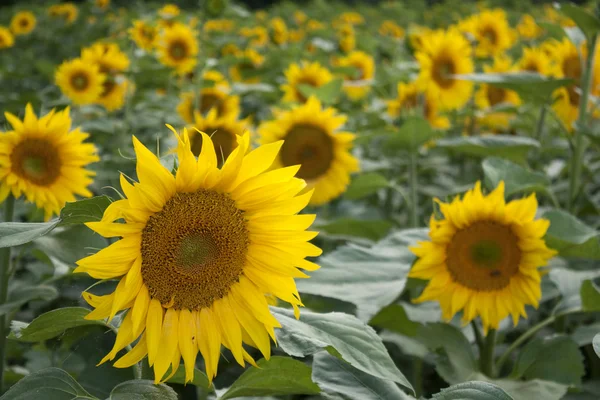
[568, 34, 598, 212]
[412, 357, 423, 398]
[480, 329, 497, 378]
[408, 152, 418, 228]
[534, 104, 548, 142]
[471, 321, 484, 354]
[0, 195, 15, 393]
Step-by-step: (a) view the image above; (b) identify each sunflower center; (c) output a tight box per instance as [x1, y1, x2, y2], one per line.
[19, 19, 29, 27]
[567, 85, 580, 107]
[404, 93, 419, 109]
[481, 26, 498, 45]
[487, 86, 507, 106]
[10, 139, 62, 186]
[522, 61, 540, 73]
[101, 80, 116, 97]
[169, 40, 189, 60]
[446, 221, 521, 291]
[140, 190, 249, 310]
[199, 93, 223, 115]
[563, 54, 581, 80]
[432, 57, 456, 89]
[280, 123, 334, 181]
[70, 73, 90, 91]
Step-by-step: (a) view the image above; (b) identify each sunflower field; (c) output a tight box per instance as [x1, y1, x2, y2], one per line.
[3, 0, 600, 399]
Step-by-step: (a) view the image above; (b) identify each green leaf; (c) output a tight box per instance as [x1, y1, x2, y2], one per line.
[0, 367, 97, 400]
[10, 307, 106, 342]
[298, 78, 344, 104]
[386, 116, 437, 151]
[593, 334, 600, 358]
[549, 268, 600, 313]
[482, 157, 550, 196]
[0, 285, 58, 317]
[58, 196, 112, 226]
[166, 367, 212, 390]
[219, 357, 320, 400]
[433, 381, 513, 400]
[296, 231, 414, 321]
[537, 22, 567, 40]
[344, 172, 389, 200]
[0, 220, 60, 249]
[481, 377, 568, 400]
[543, 209, 600, 259]
[556, 3, 600, 41]
[316, 218, 393, 242]
[435, 135, 539, 163]
[312, 352, 413, 400]
[581, 280, 600, 311]
[109, 380, 177, 400]
[511, 335, 584, 386]
[271, 307, 413, 392]
[370, 304, 421, 337]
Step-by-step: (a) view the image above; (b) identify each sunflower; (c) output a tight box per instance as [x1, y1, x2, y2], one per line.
[48, 3, 78, 24]
[288, 29, 305, 43]
[307, 19, 325, 32]
[379, 20, 405, 39]
[221, 43, 241, 56]
[335, 51, 375, 100]
[95, 0, 110, 10]
[10, 11, 36, 35]
[461, 9, 515, 58]
[337, 24, 355, 53]
[177, 71, 240, 123]
[97, 78, 130, 112]
[335, 12, 365, 27]
[0, 27, 14, 49]
[129, 20, 157, 51]
[157, 24, 199, 75]
[409, 181, 556, 332]
[82, 42, 130, 74]
[204, 19, 234, 33]
[55, 58, 106, 105]
[0, 104, 98, 220]
[517, 14, 542, 40]
[259, 97, 359, 205]
[75, 128, 319, 384]
[294, 10, 308, 26]
[270, 17, 289, 46]
[190, 109, 249, 162]
[407, 25, 432, 52]
[239, 26, 269, 48]
[229, 48, 264, 83]
[158, 4, 180, 19]
[416, 28, 474, 111]
[387, 82, 450, 129]
[281, 61, 334, 103]
[518, 47, 555, 76]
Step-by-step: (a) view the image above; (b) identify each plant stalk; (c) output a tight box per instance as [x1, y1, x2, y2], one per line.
[534, 104, 548, 141]
[480, 328, 497, 378]
[0, 195, 15, 393]
[408, 151, 418, 228]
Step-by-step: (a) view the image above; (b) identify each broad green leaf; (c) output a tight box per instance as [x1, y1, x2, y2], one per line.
[581, 280, 600, 311]
[370, 304, 421, 337]
[593, 334, 600, 358]
[34, 224, 107, 266]
[543, 209, 600, 259]
[556, 3, 600, 41]
[0, 285, 58, 317]
[312, 352, 413, 400]
[298, 78, 344, 104]
[511, 335, 584, 385]
[482, 157, 549, 196]
[433, 381, 513, 400]
[0, 367, 97, 400]
[297, 233, 412, 321]
[220, 357, 320, 400]
[166, 367, 212, 390]
[10, 307, 106, 342]
[316, 218, 392, 242]
[271, 307, 413, 392]
[109, 380, 177, 400]
[537, 22, 567, 40]
[344, 172, 389, 200]
[435, 136, 539, 163]
[480, 376, 568, 400]
[386, 116, 438, 151]
[58, 196, 112, 226]
[0, 220, 60, 249]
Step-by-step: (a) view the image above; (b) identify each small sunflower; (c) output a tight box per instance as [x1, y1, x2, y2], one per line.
[335, 51, 375, 100]
[48, 3, 78, 24]
[158, 4, 180, 19]
[204, 19, 234, 33]
[229, 48, 264, 83]
[95, 0, 110, 10]
[307, 19, 325, 31]
[281, 61, 334, 103]
[379, 20, 405, 39]
[55, 58, 106, 105]
[416, 29, 474, 111]
[157, 24, 199, 75]
[294, 10, 308, 26]
[0, 104, 98, 220]
[82, 42, 130, 74]
[387, 82, 450, 129]
[335, 12, 365, 27]
[0, 26, 15, 49]
[177, 71, 240, 123]
[518, 47, 555, 76]
[337, 24, 356, 53]
[191, 109, 249, 162]
[409, 181, 556, 332]
[10, 11, 36, 35]
[97, 78, 130, 112]
[129, 20, 157, 51]
[552, 86, 581, 132]
[461, 9, 515, 58]
[75, 128, 319, 384]
[517, 14, 542, 40]
[270, 17, 289, 46]
[259, 97, 359, 205]
[239, 26, 269, 48]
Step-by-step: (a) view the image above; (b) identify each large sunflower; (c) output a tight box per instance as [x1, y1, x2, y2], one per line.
[129, 20, 157, 51]
[0, 26, 14, 49]
[191, 109, 249, 162]
[157, 24, 199, 75]
[0, 104, 98, 220]
[461, 9, 515, 58]
[259, 97, 359, 205]
[416, 29, 474, 111]
[55, 58, 106, 105]
[10, 11, 36, 36]
[281, 61, 334, 103]
[75, 128, 319, 383]
[177, 71, 240, 123]
[409, 182, 556, 332]
[387, 81, 449, 129]
[335, 51, 375, 100]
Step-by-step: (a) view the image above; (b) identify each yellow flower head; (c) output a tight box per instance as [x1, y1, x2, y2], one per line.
[0, 104, 98, 220]
[387, 81, 450, 129]
[239, 26, 269, 48]
[288, 29, 305, 43]
[177, 71, 240, 123]
[158, 3, 180, 19]
[221, 43, 241, 56]
[204, 19, 234, 33]
[334, 51, 375, 100]
[461, 9, 515, 58]
[281, 61, 334, 103]
[307, 19, 325, 31]
[75, 128, 320, 384]
[82, 42, 130, 74]
[97, 78, 131, 112]
[518, 46, 556, 77]
[157, 24, 199, 75]
[191, 109, 250, 161]
[48, 3, 78, 24]
[270, 17, 289, 45]
[335, 11, 365, 27]
[409, 181, 556, 332]
[95, 0, 110, 10]
[10, 11, 36, 35]
[129, 20, 157, 51]
[55, 58, 106, 105]
[259, 97, 359, 205]
[294, 10, 308, 25]
[0, 26, 15, 49]
[379, 20, 405, 39]
[517, 14, 542, 40]
[229, 48, 264, 83]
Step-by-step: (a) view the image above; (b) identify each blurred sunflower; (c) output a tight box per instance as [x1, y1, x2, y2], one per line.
[379, 20, 405, 39]
[416, 29, 474, 111]
[518, 47, 555, 76]
[157, 24, 199, 75]
[95, 0, 110, 10]
[10, 11, 36, 36]
[409, 181, 556, 332]
[204, 19, 234, 33]
[281, 61, 334, 103]
[307, 19, 325, 31]
[517, 14, 542, 40]
[335, 11, 364, 27]
[461, 9, 515, 58]
[55, 58, 106, 105]
[229, 48, 264, 83]
[288, 29, 305, 43]
[335, 51, 375, 100]
[0, 104, 98, 220]
[0, 27, 15, 49]
[239, 26, 269, 48]
[221, 43, 241, 56]
[270, 17, 289, 46]
[129, 20, 157, 51]
[259, 97, 359, 205]
[407, 25, 432, 52]
[177, 71, 240, 123]
[76, 129, 319, 384]
[48, 3, 78, 24]
[387, 82, 449, 129]
[82, 42, 130, 74]
[191, 109, 249, 162]
[337, 23, 356, 53]
[158, 3, 180, 19]
[294, 10, 308, 25]
[97, 79, 131, 112]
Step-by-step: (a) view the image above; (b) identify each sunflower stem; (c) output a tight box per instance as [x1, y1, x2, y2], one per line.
[568, 33, 597, 212]
[408, 151, 419, 228]
[534, 104, 548, 142]
[471, 321, 485, 354]
[479, 328, 497, 378]
[0, 195, 15, 393]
